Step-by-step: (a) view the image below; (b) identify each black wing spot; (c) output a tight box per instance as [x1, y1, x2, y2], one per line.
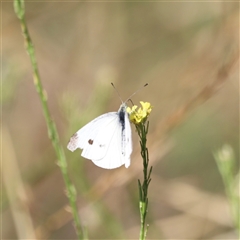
[88, 139, 94, 145]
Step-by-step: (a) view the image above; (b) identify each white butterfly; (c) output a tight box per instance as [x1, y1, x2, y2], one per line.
[67, 103, 132, 169]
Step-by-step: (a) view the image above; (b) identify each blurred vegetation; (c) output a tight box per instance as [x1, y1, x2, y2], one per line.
[214, 145, 240, 235]
[2, 1, 239, 239]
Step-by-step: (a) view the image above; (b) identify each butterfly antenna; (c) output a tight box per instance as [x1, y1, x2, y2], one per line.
[128, 99, 134, 106]
[126, 83, 148, 103]
[111, 82, 124, 103]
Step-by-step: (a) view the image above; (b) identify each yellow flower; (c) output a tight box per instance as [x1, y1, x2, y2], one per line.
[127, 101, 152, 124]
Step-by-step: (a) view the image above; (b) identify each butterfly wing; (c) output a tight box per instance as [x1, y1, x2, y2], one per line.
[67, 107, 133, 169]
[67, 112, 119, 161]
[91, 121, 125, 169]
[92, 108, 132, 169]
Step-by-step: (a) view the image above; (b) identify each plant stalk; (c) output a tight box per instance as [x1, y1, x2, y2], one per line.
[13, 1, 84, 239]
[137, 121, 152, 240]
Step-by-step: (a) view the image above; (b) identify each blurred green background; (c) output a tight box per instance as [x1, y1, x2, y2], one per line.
[2, 1, 239, 239]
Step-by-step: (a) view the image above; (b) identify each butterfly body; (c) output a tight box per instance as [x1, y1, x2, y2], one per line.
[67, 103, 132, 169]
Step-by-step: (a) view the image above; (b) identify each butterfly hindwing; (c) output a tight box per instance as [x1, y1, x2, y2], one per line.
[92, 121, 124, 169]
[91, 107, 132, 169]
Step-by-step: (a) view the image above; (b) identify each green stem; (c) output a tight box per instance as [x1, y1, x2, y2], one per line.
[137, 121, 152, 240]
[13, 1, 84, 239]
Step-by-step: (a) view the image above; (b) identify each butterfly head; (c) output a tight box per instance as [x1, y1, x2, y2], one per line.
[118, 103, 127, 113]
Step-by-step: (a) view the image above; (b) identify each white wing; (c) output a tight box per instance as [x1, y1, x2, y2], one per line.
[67, 108, 132, 169]
[92, 110, 132, 169]
[91, 121, 125, 169]
[67, 112, 118, 160]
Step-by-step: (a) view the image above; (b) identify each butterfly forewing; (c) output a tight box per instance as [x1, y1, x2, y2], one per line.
[67, 112, 118, 160]
[67, 112, 117, 155]
[81, 113, 121, 161]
